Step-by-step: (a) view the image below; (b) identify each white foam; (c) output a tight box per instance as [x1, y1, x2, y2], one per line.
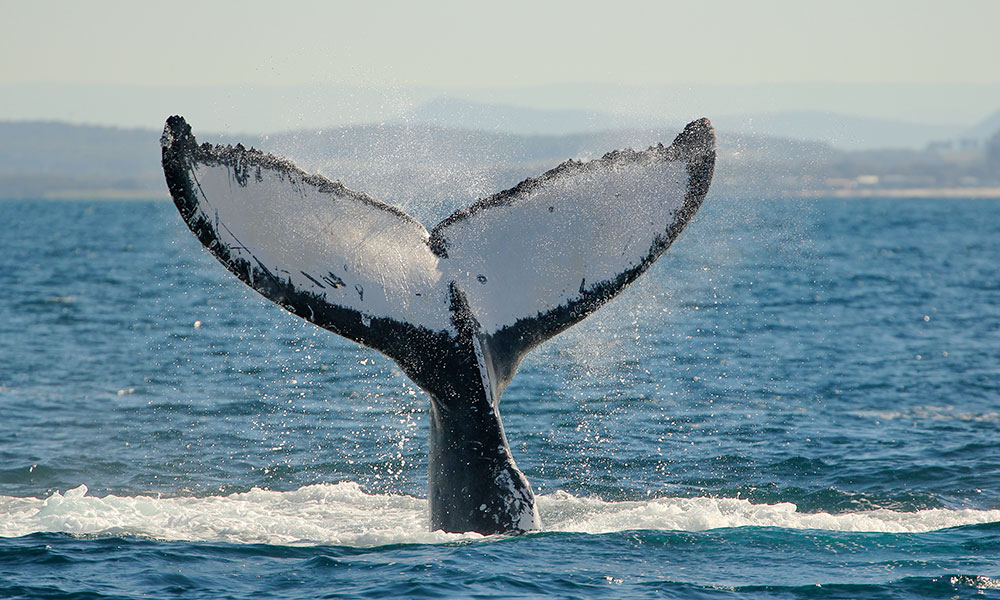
[0, 483, 477, 546]
[536, 491, 1000, 535]
[1, 484, 997, 546]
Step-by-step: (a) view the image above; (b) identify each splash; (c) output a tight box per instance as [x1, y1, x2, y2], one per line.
[2, 484, 998, 547]
[0, 483, 470, 546]
[536, 491, 1000, 535]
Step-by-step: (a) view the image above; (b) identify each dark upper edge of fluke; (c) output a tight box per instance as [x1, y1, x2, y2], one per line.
[427, 117, 716, 258]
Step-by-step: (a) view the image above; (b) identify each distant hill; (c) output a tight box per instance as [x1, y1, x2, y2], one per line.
[396, 98, 967, 150]
[0, 119, 822, 204]
[0, 121, 165, 198]
[1, 119, 995, 203]
[4, 81, 1000, 139]
[965, 109, 1000, 140]
[713, 111, 960, 150]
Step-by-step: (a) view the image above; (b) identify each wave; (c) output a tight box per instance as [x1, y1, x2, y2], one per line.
[1, 483, 998, 547]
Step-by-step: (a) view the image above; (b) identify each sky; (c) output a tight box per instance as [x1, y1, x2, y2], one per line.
[4, 0, 999, 87]
[2, 0, 1000, 131]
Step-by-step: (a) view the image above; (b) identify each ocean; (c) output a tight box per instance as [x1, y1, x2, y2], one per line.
[1, 196, 998, 598]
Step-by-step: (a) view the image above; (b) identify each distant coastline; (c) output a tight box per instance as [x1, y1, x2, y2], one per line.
[8, 188, 1000, 202]
[3, 119, 999, 202]
[27, 189, 171, 201]
[794, 187, 1000, 199]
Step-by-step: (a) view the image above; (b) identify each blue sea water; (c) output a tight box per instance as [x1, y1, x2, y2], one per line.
[0, 195, 998, 598]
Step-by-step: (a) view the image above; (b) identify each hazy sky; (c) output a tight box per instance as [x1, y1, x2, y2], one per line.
[3, 0, 998, 87]
[2, 0, 999, 132]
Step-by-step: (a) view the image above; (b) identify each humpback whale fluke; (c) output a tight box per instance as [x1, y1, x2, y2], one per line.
[161, 115, 716, 535]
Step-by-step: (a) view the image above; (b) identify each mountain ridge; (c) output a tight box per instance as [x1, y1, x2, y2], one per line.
[1, 117, 996, 202]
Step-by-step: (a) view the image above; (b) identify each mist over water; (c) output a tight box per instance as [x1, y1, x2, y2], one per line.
[1, 196, 998, 598]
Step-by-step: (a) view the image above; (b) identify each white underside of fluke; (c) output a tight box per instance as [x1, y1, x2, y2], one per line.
[184, 136, 696, 340]
[189, 163, 452, 331]
[439, 158, 689, 334]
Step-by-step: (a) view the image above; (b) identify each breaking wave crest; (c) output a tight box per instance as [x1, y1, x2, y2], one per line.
[2, 483, 998, 547]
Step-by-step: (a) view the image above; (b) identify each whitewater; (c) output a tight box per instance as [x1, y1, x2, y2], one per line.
[4, 484, 1000, 547]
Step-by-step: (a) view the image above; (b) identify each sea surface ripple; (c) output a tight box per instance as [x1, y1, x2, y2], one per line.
[1, 197, 998, 598]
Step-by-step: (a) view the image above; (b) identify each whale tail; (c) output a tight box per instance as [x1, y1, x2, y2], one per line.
[161, 116, 715, 534]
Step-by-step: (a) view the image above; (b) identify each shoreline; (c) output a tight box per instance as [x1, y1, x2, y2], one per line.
[2, 187, 1000, 201]
[792, 187, 1000, 199]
